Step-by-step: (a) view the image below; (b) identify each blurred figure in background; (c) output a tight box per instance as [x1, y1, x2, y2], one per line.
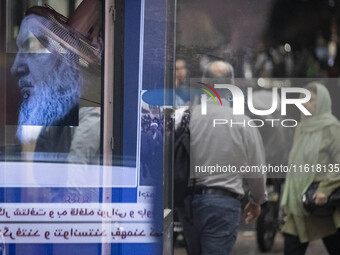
[176, 58, 191, 106]
[281, 83, 340, 255]
[176, 58, 189, 88]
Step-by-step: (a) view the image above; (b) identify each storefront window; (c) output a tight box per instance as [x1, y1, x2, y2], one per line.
[0, 0, 175, 254]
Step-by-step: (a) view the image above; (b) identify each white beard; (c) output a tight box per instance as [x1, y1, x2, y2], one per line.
[16, 61, 80, 143]
[17, 125, 43, 144]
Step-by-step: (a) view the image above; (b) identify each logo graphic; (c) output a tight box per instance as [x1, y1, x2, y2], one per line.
[201, 84, 312, 117]
[198, 82, 223, 106]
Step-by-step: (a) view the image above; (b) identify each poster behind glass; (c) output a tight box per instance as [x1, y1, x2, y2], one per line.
[0, 0, 156, 254]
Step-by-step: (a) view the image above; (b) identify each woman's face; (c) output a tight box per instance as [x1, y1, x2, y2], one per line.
[302, 90, 317, 117]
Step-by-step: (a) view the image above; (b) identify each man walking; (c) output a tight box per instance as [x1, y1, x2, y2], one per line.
[189, 60, 266, 254]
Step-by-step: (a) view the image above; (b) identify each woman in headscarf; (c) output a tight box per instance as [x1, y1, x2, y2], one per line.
[281, 82, 340, 255]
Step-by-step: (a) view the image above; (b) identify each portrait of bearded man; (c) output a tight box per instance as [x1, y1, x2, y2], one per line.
[9, 1, 102, 165]
[11, 15, 81, 143]
[3, 14, 103, 254]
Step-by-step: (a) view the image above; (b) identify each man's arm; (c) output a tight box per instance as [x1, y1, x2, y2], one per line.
[242, 124, 267, 205]
[241, 124, 267, 222]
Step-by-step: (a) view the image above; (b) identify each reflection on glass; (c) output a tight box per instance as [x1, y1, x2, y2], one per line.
[7, 1, 102, 164]
[140, 96, 164, 185]
[1, 1, 104, 253]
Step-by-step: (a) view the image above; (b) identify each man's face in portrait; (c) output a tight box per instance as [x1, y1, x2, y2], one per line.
[10, 15, 80, 141]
